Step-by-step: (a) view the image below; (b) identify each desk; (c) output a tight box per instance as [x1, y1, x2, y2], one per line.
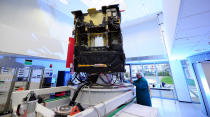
[150, 87, 176, 103]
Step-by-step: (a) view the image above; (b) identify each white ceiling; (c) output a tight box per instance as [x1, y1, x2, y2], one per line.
[0, 0, 164, 61]
[42, 0, 162, 23]
[172, 0, 210, 59]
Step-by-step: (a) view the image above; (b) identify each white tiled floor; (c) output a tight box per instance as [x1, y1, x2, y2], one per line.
[151, 98, 207, 117]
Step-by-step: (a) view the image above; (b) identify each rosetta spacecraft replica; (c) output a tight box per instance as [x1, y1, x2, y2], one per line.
[72, 4, 125, 74]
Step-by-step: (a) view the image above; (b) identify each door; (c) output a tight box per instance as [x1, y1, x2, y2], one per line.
[193, 62, 210, 116]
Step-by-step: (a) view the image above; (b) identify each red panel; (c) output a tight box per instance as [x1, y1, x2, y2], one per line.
[66, 37, 75, 68]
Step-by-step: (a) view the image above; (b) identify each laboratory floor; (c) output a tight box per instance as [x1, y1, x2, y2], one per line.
[151, 98, 207, 117]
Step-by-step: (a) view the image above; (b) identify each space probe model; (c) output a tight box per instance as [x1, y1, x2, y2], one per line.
[71, 4, 125, 74]
[63, 4, 126, 115]
[67, 4, 125, 75]
[67, 4, 126, 88]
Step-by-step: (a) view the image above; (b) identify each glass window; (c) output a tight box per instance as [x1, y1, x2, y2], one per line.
[143, 64, 156, 85]
[129, 63, 177, 100]
[131, 65, 142, 78]
[124, 65, 130, 80]
[156, 64, 176, 99]
[156, 64, 172, 87]
[182, 60, 200, 103]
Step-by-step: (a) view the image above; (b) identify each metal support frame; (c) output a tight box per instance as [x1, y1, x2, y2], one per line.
[26, 68, 33, 90]
[3, 68, 18, 112]
[39, 68, 45, 88]
[128, 64, 132, 80]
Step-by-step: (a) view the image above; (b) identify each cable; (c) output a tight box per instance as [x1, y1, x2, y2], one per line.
[69, 81, 90, 106]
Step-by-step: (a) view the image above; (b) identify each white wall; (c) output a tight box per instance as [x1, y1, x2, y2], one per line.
[0, 0, 73, 60]
[122, 18, 167, 58]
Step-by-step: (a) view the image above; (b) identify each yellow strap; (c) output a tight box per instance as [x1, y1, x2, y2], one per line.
[78, 64, 107, 67]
